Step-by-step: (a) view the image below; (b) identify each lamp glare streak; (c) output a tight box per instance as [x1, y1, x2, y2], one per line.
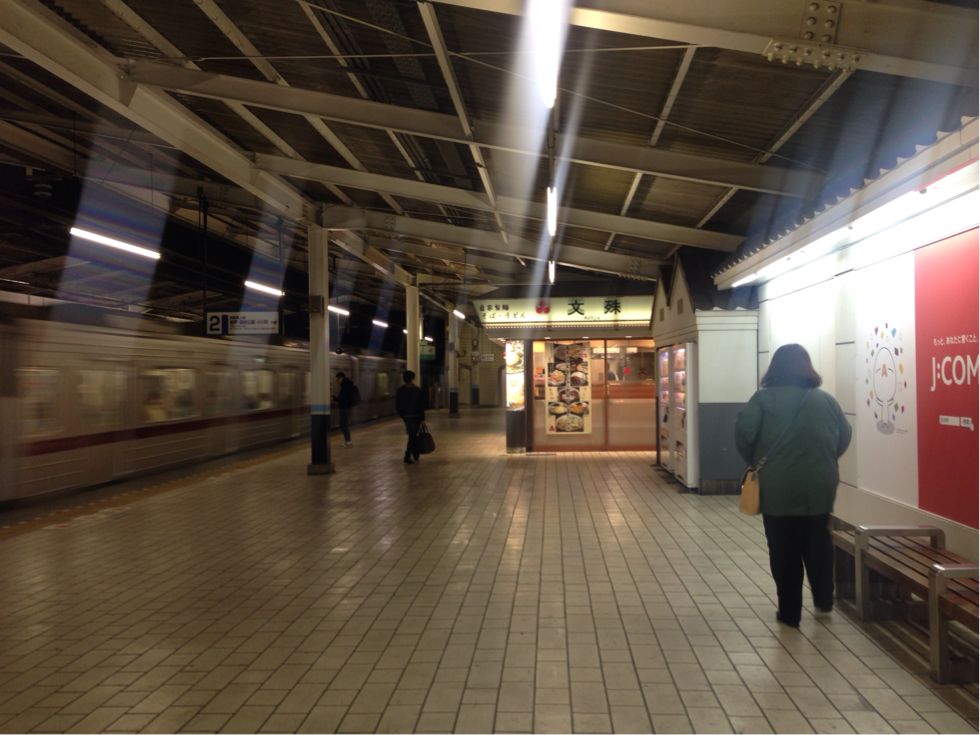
[70, 227, 160, 260]
[548, 259, 556, 285]
[546, 185, 557, 237]
[327, 305, 350, 316]
[529, 0, 565, 108]
[244, 279, 284, 297]
[731, 273, 758, 288]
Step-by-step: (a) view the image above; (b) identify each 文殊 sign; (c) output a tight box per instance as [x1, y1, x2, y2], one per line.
[473, 296, 653, 328]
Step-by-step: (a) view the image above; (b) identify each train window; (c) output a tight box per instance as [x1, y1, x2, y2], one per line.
[78, 368, 126, 429]
[278, 369, 296, 406]
[19, 368, 60, 437]
[375, 370, 390, 399]
[205, 369, 234, 416]
[242, 369, 275, 410]
[141, 368, 198, 422]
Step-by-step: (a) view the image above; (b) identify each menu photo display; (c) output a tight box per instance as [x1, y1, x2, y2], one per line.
[545, 342, 592, 434]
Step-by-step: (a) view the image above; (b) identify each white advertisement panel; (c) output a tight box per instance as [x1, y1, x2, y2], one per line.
[852, 253, 918, 506]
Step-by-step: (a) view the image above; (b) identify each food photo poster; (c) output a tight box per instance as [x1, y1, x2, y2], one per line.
[545, 342, 592, 433]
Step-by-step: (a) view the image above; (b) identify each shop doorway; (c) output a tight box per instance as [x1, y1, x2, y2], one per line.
[530, 338, 656, 451]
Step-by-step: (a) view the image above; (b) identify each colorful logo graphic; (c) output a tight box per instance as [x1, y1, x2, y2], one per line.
[865, 322, 908, 434]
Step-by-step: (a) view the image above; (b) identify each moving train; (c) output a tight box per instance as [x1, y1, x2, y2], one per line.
[0, 303, 405, 504]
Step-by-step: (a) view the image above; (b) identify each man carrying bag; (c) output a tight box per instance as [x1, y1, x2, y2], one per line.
[395, 370, 427, 464]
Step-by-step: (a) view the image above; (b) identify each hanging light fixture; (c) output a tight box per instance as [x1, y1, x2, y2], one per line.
[70, 227, 160, 260]
[546, 185, 558, 237]
[548, 259, 556, 285]
[244, 279, 284, 297]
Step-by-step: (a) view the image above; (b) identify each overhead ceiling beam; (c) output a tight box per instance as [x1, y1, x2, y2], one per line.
[99, 0, 352, 207]
[257, 152, 740, 250]
[605, 45, 696, 251]
[322, 206, 662, 281]
[429, 0, 977, 85]
[417, 1, 511, 248]
[125, 62, 823, 197]
[696, 68, 854, 228]
[366, 236, 522, 278]
[0, 0, 308, 221]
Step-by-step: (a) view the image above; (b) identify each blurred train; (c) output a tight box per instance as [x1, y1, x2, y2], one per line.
[0, 303, 405, 504]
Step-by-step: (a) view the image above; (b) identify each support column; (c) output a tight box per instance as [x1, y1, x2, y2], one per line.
[448, 310, 459, 417]
[406, 283, 420, 377]
[307, 224, 334, 475]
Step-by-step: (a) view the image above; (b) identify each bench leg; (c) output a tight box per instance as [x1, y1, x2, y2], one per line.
[929, 573, 951, 683]
[855, 543, 873, 620]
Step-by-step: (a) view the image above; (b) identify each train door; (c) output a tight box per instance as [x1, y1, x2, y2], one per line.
[0, 322, 16, 500]
[76, 361, 127, 487]
[206, 365, 233, 455]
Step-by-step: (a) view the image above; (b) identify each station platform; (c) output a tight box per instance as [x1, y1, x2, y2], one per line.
[0, 409, 975, 734]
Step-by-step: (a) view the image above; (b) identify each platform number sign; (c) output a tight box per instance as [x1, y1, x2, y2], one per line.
[207, 311, 280, 336]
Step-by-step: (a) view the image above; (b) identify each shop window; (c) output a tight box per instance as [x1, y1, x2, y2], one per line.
[242, 369, 275, 410]
[141, 368, 198, 423]
[78, 368, 126, 429]
[19, 367, 60, 437]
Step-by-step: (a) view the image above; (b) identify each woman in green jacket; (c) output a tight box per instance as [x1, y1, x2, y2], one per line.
[735, 344, 852, 628]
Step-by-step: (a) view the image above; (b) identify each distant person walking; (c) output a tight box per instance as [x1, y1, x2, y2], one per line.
[333, 371, 357, 447]
[735, 343, 852, 628]
[395, 370, 426, 464]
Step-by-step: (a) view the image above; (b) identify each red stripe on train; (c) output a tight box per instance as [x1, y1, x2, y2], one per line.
[21, 407, 308, 456]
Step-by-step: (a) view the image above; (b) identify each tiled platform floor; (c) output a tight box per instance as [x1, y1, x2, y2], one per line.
[0, 409, 976, 734]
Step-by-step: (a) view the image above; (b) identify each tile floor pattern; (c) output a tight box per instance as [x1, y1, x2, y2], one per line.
[0, 410, 975, 734]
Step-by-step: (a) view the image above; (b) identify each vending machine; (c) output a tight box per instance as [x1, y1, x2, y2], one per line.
[657, 342, 699, 489]
[657, 347, 672, 473]
[670, 343, 698, 488]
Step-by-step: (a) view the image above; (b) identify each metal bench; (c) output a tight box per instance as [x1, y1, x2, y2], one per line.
[831, 524, 978, 683]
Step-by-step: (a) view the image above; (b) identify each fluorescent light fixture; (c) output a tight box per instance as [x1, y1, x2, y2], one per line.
[244, 279, 284, 297]
[731, 272, 758, 288]
[546, 185, 557, 236]
[70, 226, 160, 260]
[372, 319, 389, 328]
[452, 309, 466, 320]
[529, 0, 568, 108]
[327, 304, 349, 316]
[548, 259, 556, 284]
[424, 336, 434, 342]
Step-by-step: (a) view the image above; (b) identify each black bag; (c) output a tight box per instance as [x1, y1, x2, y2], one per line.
[350, 384, 361, 407]
[416, 422, 436, 454]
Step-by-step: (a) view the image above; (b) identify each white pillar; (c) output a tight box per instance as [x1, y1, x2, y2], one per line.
[448, 309, 459, 417]
[307, 224, 333, 474]
[406, 283, 420, 377]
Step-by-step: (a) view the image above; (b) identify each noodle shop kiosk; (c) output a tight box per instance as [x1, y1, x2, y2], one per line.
[474, 291, 657, 452]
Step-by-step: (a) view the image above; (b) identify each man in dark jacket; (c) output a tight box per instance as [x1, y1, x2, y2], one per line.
[395, 370, 425, 464]
[333, 371, 356, 447]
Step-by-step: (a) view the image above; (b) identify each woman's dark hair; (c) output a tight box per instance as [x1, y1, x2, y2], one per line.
[335, 371, 346, 379]
[761, 343, 822, 388]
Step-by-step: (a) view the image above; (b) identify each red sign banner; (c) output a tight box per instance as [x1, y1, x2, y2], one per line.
[914, 228, 979, 528]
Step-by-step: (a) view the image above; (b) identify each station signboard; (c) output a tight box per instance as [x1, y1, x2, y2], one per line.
[207, 311, 280, 336]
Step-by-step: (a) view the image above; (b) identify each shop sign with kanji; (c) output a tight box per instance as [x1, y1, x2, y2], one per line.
[472, 296, 653, 327]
